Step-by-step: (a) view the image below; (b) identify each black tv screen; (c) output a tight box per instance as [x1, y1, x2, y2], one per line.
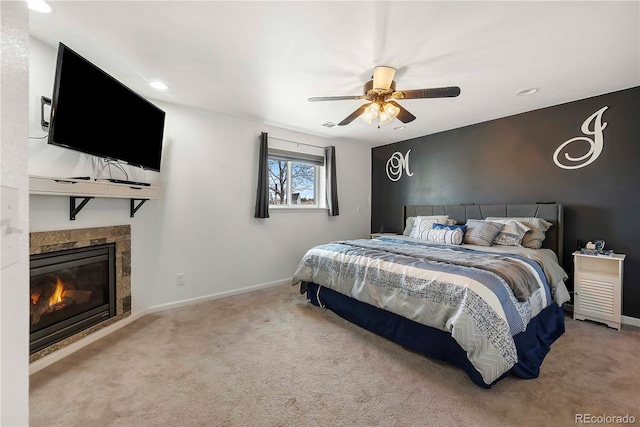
[48, 43, 165, 172]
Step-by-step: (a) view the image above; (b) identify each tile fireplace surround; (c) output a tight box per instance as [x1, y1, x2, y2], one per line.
[29, 225, 132, 362]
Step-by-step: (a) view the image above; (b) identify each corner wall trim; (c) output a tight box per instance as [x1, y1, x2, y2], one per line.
[622, 315, 640, 328]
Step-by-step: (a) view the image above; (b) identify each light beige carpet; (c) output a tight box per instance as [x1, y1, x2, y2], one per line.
[30, 284, 640, 427]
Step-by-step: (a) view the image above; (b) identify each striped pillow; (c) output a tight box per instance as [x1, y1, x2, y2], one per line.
[424, 228, 464, 245]
[408, 216, 449, 239]
[409, 218, 439, 239]
[492, 220, 531, 246]
[463, 219, 504, 246]
[486, 217, 552, 249]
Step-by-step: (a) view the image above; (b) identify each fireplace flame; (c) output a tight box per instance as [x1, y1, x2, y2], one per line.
[31, 290, 42, 305]
[30, 274, 93, 326]
[49, 277, 65, 307]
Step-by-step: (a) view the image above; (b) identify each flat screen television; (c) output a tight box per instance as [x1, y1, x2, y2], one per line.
[48, 42, 165, 172]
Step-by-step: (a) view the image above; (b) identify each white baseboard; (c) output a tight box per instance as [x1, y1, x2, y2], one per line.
[146, 278, 291, 314]
[622, 315, 640, 328]
[29, 278, 292, 374]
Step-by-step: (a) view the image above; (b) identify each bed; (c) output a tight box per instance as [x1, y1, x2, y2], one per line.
[292, 203, 570, 388]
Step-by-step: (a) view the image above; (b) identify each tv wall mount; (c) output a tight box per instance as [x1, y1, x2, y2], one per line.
[41, 96, 51, 129]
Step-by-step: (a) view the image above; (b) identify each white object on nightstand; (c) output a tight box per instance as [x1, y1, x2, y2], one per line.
[370, 233, 399, 239]
[572, 251, 625, 330]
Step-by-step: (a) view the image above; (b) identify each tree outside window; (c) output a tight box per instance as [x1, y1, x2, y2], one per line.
[268, 159, 317, 206]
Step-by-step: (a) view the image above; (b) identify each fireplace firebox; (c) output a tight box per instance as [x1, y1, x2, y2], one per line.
[30, 244, 116, 354]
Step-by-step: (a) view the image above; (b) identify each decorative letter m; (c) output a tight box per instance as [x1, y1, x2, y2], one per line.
[386, 150, 414, 182]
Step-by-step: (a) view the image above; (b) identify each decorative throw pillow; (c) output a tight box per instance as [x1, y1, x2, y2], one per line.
[463, 219, 504, 246]
[403, 217, 416, 236]
[409, 218, 439, 239]
[407, 215, 449, 238]
[491, 220, 531, 246]
[424, 228, 464, 245]
[433, 223, 468, 234]
[446, 219, 458, 226]
[486, 217, 553, 249]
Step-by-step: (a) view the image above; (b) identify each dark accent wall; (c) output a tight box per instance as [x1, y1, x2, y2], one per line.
[371, 86, 640, 318]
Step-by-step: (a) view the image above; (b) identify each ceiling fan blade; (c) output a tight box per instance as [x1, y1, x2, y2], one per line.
[392, 86, 461, 100]
[308, 95, 366, 102]
[386, 101, 416, 123]
[338, 103, 370, 126]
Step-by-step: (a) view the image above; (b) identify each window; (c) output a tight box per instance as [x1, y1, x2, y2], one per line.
[268, 148, 325, 208]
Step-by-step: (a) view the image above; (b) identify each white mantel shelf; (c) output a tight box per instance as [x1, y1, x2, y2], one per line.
[29, 175, 160, 219]
[29, 175, 160, 199]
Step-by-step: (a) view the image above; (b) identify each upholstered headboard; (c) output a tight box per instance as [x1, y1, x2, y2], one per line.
[403, 203, 564, 264]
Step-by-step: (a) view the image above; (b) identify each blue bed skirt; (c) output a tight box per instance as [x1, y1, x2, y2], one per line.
[304, 282, 565, 388]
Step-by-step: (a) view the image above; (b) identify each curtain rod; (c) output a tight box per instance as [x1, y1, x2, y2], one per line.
[268, 136, 328, 150]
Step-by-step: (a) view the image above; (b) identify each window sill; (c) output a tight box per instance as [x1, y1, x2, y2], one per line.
[269, 206, 328, 213]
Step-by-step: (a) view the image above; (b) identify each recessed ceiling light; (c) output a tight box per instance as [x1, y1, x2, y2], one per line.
[393, 126, 406, 131]
[516, 87, 539, 96]
[28, 0, 53, 13]
[149, 81, 168, 91]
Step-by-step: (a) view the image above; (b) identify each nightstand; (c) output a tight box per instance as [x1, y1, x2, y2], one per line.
[572, 251, 625, 330]
[370, 233, 400, 239]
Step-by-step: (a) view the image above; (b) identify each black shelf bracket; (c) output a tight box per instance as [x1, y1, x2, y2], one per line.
[70, 197, 94, 221]
[130, 199, 149, 217]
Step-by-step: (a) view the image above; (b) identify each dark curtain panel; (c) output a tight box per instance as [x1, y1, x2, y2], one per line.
[325, 145, 339, 216]
[254, 132, 270, 218]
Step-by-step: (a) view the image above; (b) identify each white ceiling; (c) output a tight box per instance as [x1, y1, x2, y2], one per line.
[29, 1, 640, 148]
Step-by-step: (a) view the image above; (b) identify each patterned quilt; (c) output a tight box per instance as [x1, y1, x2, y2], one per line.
[292, 237, 566, 385]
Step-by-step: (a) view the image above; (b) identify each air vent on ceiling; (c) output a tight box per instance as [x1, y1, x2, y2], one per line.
[320, 121, 337, 128]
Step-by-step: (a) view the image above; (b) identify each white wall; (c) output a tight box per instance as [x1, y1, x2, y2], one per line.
[146, 103, 370, 307]
[29, 39, 371, 311]
[0, 2, 30, 425]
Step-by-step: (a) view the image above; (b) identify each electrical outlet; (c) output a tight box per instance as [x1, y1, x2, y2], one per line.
[176, 273, 186, 286]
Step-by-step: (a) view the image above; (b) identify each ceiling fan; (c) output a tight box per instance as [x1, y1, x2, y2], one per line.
[308, 66, 461, 127]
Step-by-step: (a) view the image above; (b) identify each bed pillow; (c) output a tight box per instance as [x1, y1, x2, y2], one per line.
[404, 215, 452, 236]
[403, 217, 416, 236]
[463, 219, 504, 246]
[408, 216, 449, 239]
[491, 219, 531, 246]
[406, 215, 449, 237]
[433, 223, 468, 234]
[423, 228, 464, 245]
[486, 217, 553, 249]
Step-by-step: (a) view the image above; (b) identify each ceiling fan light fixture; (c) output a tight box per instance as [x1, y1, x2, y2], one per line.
[379, 102, 400, 125]
[373, 66, 396, 91]
[361, 102, 380, 124]
[310, 66, 460, 127]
